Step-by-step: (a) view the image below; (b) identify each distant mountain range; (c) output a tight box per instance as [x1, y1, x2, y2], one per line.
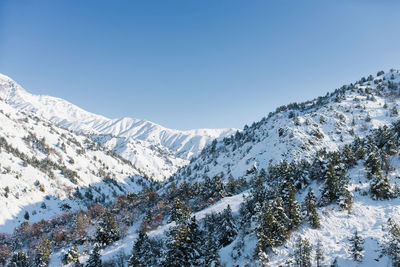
[0, 74, 236, 181]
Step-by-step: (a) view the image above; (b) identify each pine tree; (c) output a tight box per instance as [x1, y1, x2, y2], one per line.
[294, 237, 312, 267]
[273, 197, 290, 245]
[315, 240, 324, 267]
[348, 230, 364, 262]
[321, 161, 349, 206]
[128, 230, 152, 267]
[250, 175, 265, 205]
[8, 251, 29, 267]
[370, 173, 392, 199]
[365, 148, 381, 179]
[86, 243, 101, 267]
[96, 212, 120, 247]
[34, 236, 52, 267]
[284, 182, 302, 230]
[217, 205, 237, 247]
[309, 205, 320, 229]
[168, 198, 191, 224]
[202, 232, 221, 267]
[383, 218, 400, 266]
[163, 217, 203, 267]
[255, 198, 289, 255]
[303, 188, 316, 216]
[63, 245, 80, 265]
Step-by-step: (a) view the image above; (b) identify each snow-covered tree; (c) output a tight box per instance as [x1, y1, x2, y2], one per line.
[309, 205, 320, 229]
[255, 198, 289, 255]
[348, 230, 364, 262]
[217, 205, 237, 247]
[63, 245, 80, 265]
[294, 237, 312, 267]
[96, 212, 120, 247]
[315, 240, 324, 267]
[202, 233, 222, 267]
[34, 236, 52, 267]
[168, 198, 191, 224]
[303, 188, 316, 216]
[8, 251, 29, 267]
[383, 218, 400, 266]
[163, 217, 203, 267]
[128, 230, 152, 267]
[370, 173, 393, 199]
[86, 243, 101, 267]
[283, 181, 301, 230]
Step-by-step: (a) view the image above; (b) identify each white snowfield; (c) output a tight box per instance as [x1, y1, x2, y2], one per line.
[0, 73, 236, 181]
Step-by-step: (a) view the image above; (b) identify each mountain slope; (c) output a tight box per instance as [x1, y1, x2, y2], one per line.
[2, 69, 400, 267]
[0, 73, 236, 181]
[170, 69, 400, 185]
[0, 98, 149, 233]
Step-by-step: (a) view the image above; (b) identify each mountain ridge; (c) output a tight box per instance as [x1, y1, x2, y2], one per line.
[0, 73, 236, 180]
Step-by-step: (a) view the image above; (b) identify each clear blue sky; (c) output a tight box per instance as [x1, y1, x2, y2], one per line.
[1, 0, 400, 130]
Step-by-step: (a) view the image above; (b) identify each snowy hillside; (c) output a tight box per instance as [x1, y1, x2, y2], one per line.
[0, 73, 236, 181]
[170, 69, 400, 186]
[0, 98, 149, 233]
[2, 70, 400, 267]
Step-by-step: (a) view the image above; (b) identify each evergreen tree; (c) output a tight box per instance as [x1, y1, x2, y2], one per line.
[225, 176, 236, 196]
[315, 240, 324, 267]
[7, 251, 29, 267]
[348, 230, 364, 262]
[86, 243, 101, 267]
[63, 246, 80, 265]
[168, 198, 191, 224]
[338, 188, 353, 213]
[128, 230, 152, 267]
[365, 148, 381, 179]
[383, 218, 400, 266]
[250, 175, 265, 205]
[321, 161, 349, 206]
[163, 217, 203, 267]
[255, 198, 289, 255]
[283, 182, 302, 230]
[217, 205, 237, 247]
[303, 188, 316, 216]
[309, 205, 320, 229]
[34, 236, 52, 267]
[370, 173, 392, 199]
[294, 237, 312, 267]
[201, 175, 225, 201]
[342, 145, 357, 169]
[96, 212, 120, 247]
[202, 232, 221, 267]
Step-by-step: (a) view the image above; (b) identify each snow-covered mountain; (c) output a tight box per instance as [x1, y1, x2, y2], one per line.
[0, 97, 149, 233]
[2, 69, 400, 267]
[170, 69, 400, 186]
[0, 73, 236, 181]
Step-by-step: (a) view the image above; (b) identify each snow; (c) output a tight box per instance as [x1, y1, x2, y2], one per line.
[3, 70, 400, 266]
[0, 73, 236, 181]
[0, 98, 146, 233]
